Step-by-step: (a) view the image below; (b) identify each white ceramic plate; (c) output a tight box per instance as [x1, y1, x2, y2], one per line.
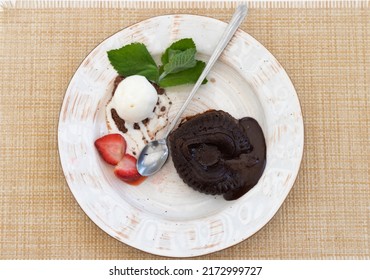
[58, 15, 304, 257]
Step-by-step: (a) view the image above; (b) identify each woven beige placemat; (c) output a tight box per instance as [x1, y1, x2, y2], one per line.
[0, 0, 369, 259]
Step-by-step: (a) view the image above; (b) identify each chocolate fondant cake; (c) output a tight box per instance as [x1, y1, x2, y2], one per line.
[168, 110, 266, 200]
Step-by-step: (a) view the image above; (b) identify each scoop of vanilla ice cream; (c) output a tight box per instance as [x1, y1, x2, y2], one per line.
[110, 75, 158, 123]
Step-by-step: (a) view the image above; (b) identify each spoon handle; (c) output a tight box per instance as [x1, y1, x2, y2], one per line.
[163, 4, 248, 138]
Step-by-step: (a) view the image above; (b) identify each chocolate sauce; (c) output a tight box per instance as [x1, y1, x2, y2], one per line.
[112, 76, 125, 96]
[151, 82, 165, 95]
[142, 118, 150, 126]
[222, 117, 266, 200]
[111, 108, 127, 133]
[168, 110, 266, 201]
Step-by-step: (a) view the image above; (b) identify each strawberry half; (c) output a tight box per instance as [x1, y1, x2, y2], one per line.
[114, 154, 142, 183]
[94, 133, 126, 165]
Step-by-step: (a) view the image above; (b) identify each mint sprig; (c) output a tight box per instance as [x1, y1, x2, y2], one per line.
[160, 48, 197, 80]
[107, 38, 207, 88]
[161, 38, 196, 65]
[159, 60, 207, 88]
[107, 43, 159, 82]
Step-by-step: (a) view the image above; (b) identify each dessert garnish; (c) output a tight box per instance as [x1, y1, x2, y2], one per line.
[114, 154, 143, 184]
[168, 110, 266, 201]
[94, 133, 126, 165]
[107, 38, 207, 88]
[94, 133, 143, 184]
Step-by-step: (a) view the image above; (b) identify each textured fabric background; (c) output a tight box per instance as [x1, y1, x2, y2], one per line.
[0, 1, 369, 259]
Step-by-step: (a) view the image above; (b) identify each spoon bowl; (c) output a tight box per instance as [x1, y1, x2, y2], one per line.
[136, 139, 169, 176]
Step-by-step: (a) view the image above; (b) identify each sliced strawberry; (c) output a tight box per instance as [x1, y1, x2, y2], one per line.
[114, 154, 142, 183]
[94, 134, 126, 165]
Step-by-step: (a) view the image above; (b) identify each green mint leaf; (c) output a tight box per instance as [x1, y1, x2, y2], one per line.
[162, 48, 197, 78]
[158, 64, 164, 76]
[168, 49, 182, 61]
[161, 38, 196, 64]
[107, 43, 159, 82]
[159, 60, 207, 87]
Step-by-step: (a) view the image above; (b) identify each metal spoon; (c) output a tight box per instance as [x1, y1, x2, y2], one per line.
[137, 4, 248, 176]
